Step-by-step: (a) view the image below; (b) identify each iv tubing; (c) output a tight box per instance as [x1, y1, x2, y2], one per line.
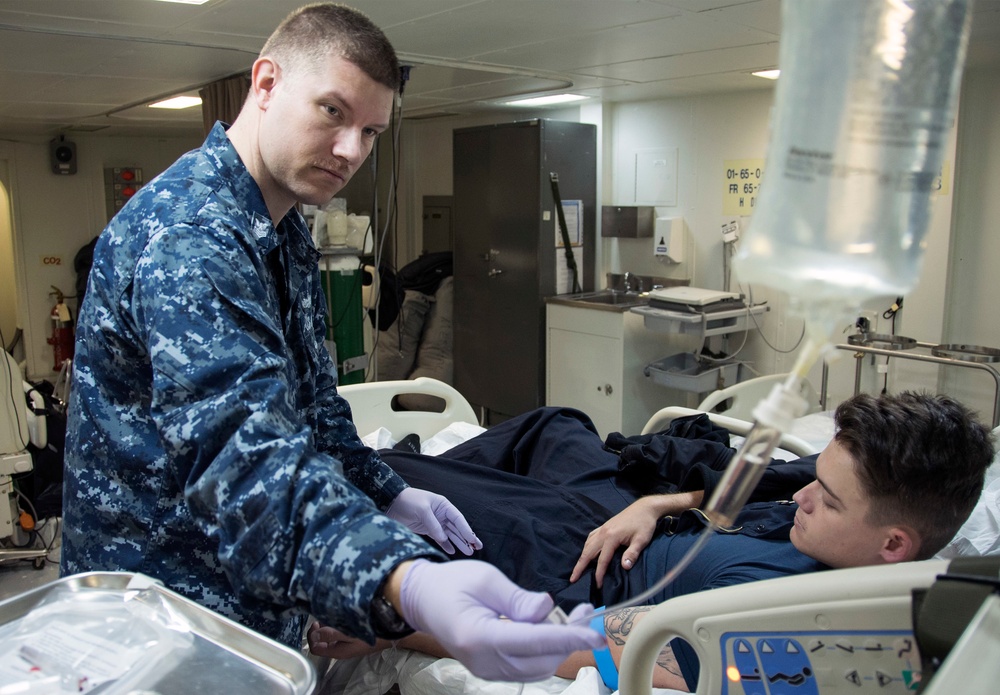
[580, 338, 825, 625]
[582, 524, 716, 624]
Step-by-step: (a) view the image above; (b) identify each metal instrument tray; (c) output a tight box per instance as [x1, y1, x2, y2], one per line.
[0, 572, 315, 694]
[930, 344, 1000, 363]
[847, 332, 917, 350]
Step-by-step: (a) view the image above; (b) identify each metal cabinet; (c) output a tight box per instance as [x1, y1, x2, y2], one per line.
[453, 120, 596, 421]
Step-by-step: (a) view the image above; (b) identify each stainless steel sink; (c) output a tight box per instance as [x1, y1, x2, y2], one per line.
[574, 291, 646, 305]
[546, 290, 649, 312]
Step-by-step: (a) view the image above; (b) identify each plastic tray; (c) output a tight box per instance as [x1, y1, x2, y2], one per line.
[0, 572, 315, 694]
[644, 352, 739, 393]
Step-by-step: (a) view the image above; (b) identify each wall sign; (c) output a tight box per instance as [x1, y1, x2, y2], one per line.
[722, 159, 765, 216]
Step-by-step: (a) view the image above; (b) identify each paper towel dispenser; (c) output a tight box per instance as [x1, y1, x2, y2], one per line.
[602, 205, 654, 237]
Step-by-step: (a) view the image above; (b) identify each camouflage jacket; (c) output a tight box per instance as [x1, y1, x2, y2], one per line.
[61, 122, 440, 645]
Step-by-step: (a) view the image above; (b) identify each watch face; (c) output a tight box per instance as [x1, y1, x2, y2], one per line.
[372, 593, 410, 638]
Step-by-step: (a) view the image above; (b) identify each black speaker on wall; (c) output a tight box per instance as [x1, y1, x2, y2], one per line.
[50, 136, 77, 175]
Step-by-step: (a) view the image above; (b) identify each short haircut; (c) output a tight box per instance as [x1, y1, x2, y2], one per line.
[833, 391, 994, 560]
[261, 3, 400, 91]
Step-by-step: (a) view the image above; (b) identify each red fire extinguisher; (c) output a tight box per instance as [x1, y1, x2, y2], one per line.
[47, 285, 75, 371]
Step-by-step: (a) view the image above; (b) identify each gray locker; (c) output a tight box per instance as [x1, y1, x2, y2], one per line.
[453, 119, 597, 421]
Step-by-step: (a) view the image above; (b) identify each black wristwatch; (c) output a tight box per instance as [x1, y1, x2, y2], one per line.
[370, 583, 413, 639]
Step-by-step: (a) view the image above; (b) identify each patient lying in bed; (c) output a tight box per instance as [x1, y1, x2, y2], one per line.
[312, 391, 993, 691]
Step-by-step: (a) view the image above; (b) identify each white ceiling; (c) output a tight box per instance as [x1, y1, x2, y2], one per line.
[1, 0, 999, 137]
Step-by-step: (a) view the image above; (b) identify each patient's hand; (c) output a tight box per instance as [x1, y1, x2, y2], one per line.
[308, 621, 389, 659]
[569, 491, 704, 588]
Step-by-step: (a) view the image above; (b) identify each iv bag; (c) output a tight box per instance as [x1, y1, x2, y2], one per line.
[734, 0, 973, 324]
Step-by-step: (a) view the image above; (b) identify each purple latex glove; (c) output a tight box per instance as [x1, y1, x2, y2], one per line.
[386, 487, 483, 555]
[399, 559, 605, 682]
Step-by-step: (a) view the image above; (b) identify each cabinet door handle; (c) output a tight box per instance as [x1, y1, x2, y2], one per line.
[488, 268, 504, 278]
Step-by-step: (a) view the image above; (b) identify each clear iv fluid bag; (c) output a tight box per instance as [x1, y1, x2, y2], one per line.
[734, 0, 973, 314]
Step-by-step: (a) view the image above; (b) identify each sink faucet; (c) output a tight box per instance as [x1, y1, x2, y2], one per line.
[623, 272, 643, 293]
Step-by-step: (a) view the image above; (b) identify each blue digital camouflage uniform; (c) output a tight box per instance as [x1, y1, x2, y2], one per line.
[61, 122, 442, 646]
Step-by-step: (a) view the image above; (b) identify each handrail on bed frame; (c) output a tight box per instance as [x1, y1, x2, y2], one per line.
[339, 377, 479, 442]
[642, 405, 819, 458]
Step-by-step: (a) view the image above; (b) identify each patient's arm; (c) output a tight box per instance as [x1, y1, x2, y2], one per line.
[570, 491, 705, 587]
[308, 621, 450, 660]
[311, 607, 689, 691]
[556, 606, 689, 691]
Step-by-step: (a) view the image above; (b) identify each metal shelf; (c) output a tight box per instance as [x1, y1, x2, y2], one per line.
[631, 303, 768, 394]
[820, 340, 1000, 427]
[631, 303, 769, 340]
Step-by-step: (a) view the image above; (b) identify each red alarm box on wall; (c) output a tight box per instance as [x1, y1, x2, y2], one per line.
[104, 167, 144, 221]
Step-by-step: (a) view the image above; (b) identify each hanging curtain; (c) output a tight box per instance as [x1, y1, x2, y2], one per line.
[199, 74, 250, 135]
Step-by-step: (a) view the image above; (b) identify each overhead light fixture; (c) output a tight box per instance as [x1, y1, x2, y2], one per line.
[152, 0, 212, 5]
[752, 69, 781, 80]
[505, 94, 589, 107]
[149, 96, 203, 110]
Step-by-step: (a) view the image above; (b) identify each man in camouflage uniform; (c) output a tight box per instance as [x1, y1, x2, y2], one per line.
[61, 3, 603, 683]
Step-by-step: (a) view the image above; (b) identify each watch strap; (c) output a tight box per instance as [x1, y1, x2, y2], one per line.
[370, 581, 413, 640]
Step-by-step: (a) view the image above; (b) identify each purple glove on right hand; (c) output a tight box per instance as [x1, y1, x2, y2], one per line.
[398, 559, 605, 682]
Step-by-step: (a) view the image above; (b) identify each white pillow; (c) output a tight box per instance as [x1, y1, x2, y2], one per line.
[934, 425, 1000, 559]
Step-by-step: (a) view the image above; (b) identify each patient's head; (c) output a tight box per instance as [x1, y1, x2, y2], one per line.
[790, 391, 993, 567]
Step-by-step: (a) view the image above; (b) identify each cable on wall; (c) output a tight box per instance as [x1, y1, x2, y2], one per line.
[364, 66, 408, 381]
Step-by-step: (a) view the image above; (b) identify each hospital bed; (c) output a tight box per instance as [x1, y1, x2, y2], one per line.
[328, 377, 999, 695]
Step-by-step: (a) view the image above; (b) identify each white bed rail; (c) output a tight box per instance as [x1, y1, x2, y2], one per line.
[618, 559, 947, 694]
[641, 405, 818, 458]
[339, 377, 478, 442]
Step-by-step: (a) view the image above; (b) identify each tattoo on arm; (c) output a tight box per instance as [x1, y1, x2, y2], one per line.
[605, 606, 644, 647]
[656, 643, 683, 679]
[606, 606, 684, 682]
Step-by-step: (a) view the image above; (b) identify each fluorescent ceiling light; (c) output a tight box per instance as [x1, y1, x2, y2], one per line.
[505, 94, 588, 107]
[752, 69, 781, 80]
[149, 96, 203, 109]
[152, 0, 212, 4]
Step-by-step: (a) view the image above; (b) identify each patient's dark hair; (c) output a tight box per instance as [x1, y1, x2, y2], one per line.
[261, 3, 400, 91]
[833, 391, 994, 560]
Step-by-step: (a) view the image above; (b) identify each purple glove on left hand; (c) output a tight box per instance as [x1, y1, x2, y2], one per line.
[386, 487, 483, 555]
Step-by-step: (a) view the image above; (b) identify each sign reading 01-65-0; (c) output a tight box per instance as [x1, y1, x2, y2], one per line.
[723, 159, 765, 216]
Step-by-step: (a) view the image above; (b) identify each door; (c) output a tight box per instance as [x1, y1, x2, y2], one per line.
[482, 124, 542, 416]
[0, 163, 20, 356]
[454, 123, 543, 417]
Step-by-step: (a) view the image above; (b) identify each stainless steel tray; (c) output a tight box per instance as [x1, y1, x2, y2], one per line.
[930, 343, 1000, 363]
[847, 332, 917, 350]
[0, 572, 315, 694]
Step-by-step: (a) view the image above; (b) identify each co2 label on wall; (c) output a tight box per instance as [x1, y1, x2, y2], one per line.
[40, 255, 63, 266]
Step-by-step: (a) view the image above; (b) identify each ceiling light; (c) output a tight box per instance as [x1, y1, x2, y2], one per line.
[152, 0, 212, 5]
[149, 96, 203, 109]
[752, 69, 781, 80]
[505, 94, 589, 107]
